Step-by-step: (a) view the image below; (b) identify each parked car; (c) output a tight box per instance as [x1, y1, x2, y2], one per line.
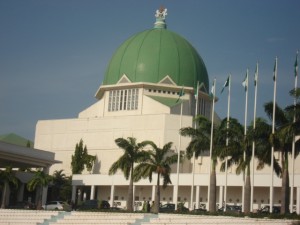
[78, 200, 110, 210]
[9, 201, 36, 210]
[42, 201, 70, 211]
[257, 205, 281, 214]
[100, 200, 110, 209]
[159, 203, 189, 213]
[78, 200, 98, 210]
[191, 207, 207, 213]
[218, 205, 242, 213]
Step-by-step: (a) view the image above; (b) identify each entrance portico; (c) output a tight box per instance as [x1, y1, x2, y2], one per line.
[0, 141, 60, 207]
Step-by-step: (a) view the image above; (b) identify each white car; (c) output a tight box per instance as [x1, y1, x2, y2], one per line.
[42, 201, 70, 210]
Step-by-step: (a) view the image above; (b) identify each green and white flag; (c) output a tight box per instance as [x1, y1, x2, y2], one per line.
[273, 57, 278, 81]
[194, 82, 199, 99]
[221, 76, 230, 93]
[295, 51, 298, 77]
[254, 63, 258, 86]
[210, 80, 215, 97]
[176, 86, 185, 102]
[242, 70, 248, 92]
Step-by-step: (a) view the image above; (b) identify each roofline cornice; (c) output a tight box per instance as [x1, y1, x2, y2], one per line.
[95, 83, 195, 100]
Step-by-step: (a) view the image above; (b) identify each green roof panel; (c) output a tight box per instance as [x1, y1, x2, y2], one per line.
[103, 27, 209, 92]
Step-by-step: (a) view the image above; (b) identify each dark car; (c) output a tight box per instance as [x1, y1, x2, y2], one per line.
[218, 205, 242, 213]
[9, 201, 36, 210]
[159, 203, 189, 213]
[159, 203, 175, 212]
[192, 208, 207, 213]
[257, 205, 281, 214]
[79, 200, 110, 210]
[100, 200, 110, 209]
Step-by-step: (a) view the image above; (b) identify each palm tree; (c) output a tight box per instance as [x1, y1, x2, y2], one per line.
[52, 170, 66, 200]
[0, 166, 19, 208]
[248, 118, 282, 176]
[27, 169, 53, 210]
[263, 100, 300, 214]
[109, 137, 149, 212]
[216, 118, 254, 213]
[133, 141, 178, 213]
[179, 115, 218, 212]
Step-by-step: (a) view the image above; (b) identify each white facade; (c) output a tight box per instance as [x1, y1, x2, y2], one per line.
[34, 81, 300, 213]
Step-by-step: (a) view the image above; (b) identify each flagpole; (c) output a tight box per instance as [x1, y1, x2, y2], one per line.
[270, 57, 278, 213]
[224, 74, 231, 211]
[208, 78, 216, 211]
[190, 81, 199, 210]
[175, 99, 183, 211]
[251, 62, 259, 212]
[242, 69, 249, 212]
[291, 51, 298, 213]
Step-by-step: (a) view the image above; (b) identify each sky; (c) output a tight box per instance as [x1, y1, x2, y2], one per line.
[0, 0, 300, 142]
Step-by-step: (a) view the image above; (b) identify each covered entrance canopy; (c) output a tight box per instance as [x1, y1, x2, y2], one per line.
[0, 141, 60, 168]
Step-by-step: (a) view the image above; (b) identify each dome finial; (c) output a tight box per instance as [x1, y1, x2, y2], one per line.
[154, 6, 167, 29]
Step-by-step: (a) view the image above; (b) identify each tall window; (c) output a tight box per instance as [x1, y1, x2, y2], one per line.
[108, 88, 139, 112]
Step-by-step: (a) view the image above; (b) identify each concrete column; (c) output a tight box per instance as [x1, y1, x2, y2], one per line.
[41, 166, 50, 205]
[151, 185, 155, 201]
[296, 187, 300, 215]
[195, 186, 200, 209]
[110, 185, 115, 207]
[90, 185, 95, 200]
[71, 185, 76, 202]
[133, 185, 136, 200]
[173, 185, 178, 206]
[17, 183, 25, 202]
[219, 186, 224, 210]
[133, 185, 137, 211]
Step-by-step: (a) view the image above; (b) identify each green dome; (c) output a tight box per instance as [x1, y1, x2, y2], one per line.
[103, 13, 209, 92]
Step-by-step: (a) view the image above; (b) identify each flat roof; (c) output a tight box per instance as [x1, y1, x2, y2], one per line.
[0, 141, 61, 168]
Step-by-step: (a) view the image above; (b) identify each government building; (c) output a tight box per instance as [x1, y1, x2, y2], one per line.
[34, 8, 300, 213]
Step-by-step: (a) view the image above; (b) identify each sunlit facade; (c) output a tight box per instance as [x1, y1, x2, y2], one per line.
[34, 8, 300, 213]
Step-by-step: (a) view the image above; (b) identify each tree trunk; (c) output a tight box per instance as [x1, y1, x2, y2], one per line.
[37, 186, 43, 210]
[153, 173, 160, 214]
[244, 165, 251, 214]
[209, 161, 216, 212]
[127, 166, 134, 212]
[281, 152, 289, 214]
[1, 182, 8, 209]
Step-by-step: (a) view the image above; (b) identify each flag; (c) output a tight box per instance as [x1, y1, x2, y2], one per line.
[295, 51, 298, 77]
[254, 63, 258, 86]
[194, 82, 199, 100]
[273, 57, 277, 81]
[242, 69, 248, 92]
[221, 76, 230, 93]
[210, 80, 215, 97]
[176, 86, 185, 102]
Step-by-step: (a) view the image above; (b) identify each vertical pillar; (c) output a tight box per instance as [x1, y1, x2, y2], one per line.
[219, 186, 224, 210]
[296, 187, 300, 215]
[17, 183, 25, 202]
[133, 185, 136, 200]
[90, 185, 95, 200]
[71, 185, 76, 202]
[195, 186, 200, 209]
[41, 166, 50, 205]
[190, 185, 194, 210]
[110, 185, 115, 208]
[133, 185, 136, 211]
[173, 185, 178, 206]
[151, 185, 155, 201]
